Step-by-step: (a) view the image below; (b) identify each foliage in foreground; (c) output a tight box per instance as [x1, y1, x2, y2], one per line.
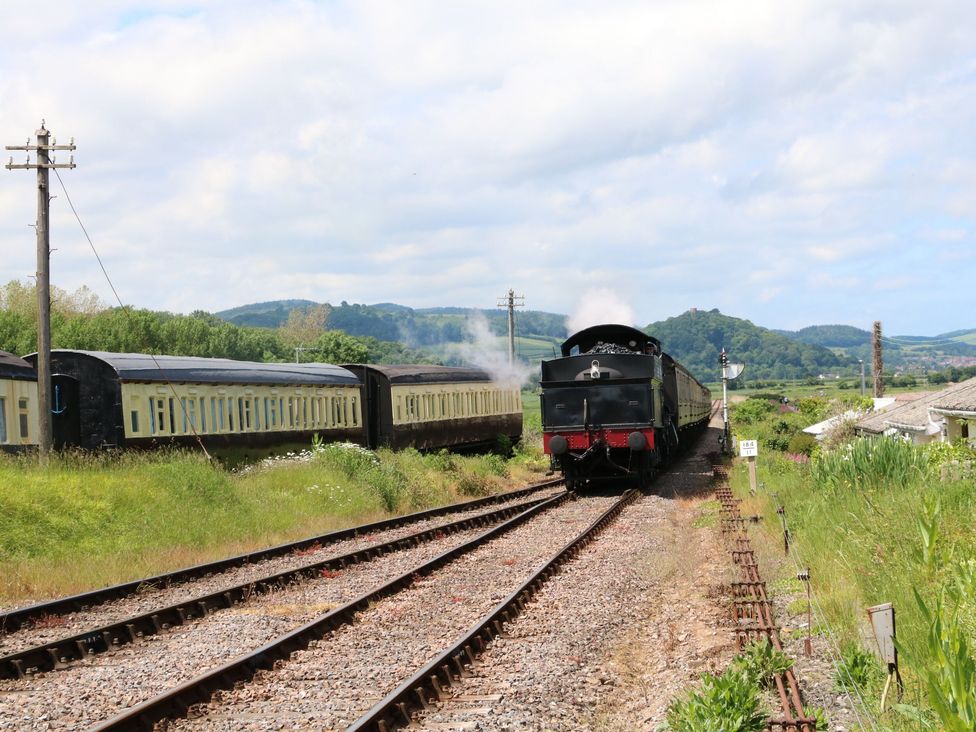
[663, 666, 767, 732]
[729, 430, 976, 730]
[663, 641, 802, 731]
[0, 440, 547, 601]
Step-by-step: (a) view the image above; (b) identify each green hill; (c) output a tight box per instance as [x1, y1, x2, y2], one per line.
[646, 309, 851, 382]
[215, 299, 567, 359]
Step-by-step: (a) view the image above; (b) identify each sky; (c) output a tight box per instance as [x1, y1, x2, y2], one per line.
[1, 1, 974, 336]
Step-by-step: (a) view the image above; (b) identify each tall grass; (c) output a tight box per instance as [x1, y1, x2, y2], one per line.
[730, 440, 976, 728]
[0, 441, 549, 604]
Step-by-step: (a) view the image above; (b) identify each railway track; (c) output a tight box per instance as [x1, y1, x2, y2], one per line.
[0, 478, 563, 636]
[91, 491, 636, 732]
[0, 488, 642, 732]
[0, 489, 562, 680]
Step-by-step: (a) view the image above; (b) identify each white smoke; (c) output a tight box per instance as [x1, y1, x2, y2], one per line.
[455, 311, 534, 387]
[565, 288, 637, 333]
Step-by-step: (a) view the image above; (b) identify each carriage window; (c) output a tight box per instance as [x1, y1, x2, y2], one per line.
[254, 398, 261, 430]
[242, 399, 251, 430]
[200, 398, 207, 432]
[351, 396, 358, 426]
[156, 398, 167, 434]
[187, 398, 197, 430]
[19, 398, 29, 439]
[217, 398, 226, 430]
[228, 398, 236, 431]
[0, 397, 7, 443]
[131, 410, 140, 434]
[268, 398, 277, 427]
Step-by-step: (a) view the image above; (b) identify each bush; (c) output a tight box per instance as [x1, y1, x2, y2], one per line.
[732, 399, 777, 425]
[787, 433, 817, 456]
[664, 667, 767, 732]
[732, 639, 793, 688]
[835, 642, 884, 694]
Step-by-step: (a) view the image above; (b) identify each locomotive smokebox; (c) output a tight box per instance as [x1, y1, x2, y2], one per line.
[627, 431, 647, 451]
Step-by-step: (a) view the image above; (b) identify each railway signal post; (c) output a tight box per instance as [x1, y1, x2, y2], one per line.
[719, 350, 743, 454]
[5, 121, 76, 456]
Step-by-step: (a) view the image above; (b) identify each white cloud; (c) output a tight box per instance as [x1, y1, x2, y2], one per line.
[0, 1, 975, 335]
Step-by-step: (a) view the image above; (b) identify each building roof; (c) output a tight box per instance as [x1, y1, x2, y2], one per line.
[0, 351, 36, 381]
[42, 351, 359, 386]
[929, 377, 976, 415]
[856, 378, 976, 433]
[343, 364, 493, 384]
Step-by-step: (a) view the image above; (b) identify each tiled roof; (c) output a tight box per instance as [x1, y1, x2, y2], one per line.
[856, 399, 926, 433]
[930, 377, 976, 413]
[856, 378, 976, 433]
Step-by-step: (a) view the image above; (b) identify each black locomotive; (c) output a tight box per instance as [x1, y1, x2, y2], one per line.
[540, 324, 711, 489]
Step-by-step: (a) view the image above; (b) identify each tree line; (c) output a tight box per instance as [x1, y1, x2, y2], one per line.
[0, 280, 430, 365]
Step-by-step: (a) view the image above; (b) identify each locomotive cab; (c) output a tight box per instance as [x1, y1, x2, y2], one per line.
[541, 325, 667, 490]
[540, 324, 710, 491]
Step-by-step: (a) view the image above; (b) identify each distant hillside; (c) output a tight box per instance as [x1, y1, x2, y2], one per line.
[217, 299, 318, 329]
[774, 323, 976, 371]
[215, 299, 567, 358]
[783, 324, 871, 348]
[646, 309, 851, 382]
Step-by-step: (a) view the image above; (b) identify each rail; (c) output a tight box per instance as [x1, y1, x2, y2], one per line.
[0, 492, 556, 679]
[89, 490, 574, 731]
[347, 488, 639, 732]
[0, 478, 562, 633]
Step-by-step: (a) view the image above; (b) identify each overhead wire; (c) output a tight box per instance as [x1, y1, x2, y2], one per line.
[50, 166, 212, 460]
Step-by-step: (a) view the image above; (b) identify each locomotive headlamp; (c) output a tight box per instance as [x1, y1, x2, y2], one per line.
[627, 431, 647, 451]
[549, 435, 569, 455]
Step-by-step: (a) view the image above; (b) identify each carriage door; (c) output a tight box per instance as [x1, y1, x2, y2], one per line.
[363, 372, 382, 448]
[51, 375, 81, 449]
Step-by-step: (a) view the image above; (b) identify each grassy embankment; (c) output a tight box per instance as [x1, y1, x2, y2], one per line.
[726, 393, 976, 730]
[0, 426, 550, 604]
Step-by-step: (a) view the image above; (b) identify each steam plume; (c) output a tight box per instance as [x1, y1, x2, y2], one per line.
[565, 288, 637, 333]
[455, 312, 533, 387]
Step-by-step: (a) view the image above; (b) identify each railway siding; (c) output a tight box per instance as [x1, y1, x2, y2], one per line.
[161, 494, 623, 731]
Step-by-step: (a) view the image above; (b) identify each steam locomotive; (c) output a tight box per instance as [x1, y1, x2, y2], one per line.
[540, 324, 711, 489]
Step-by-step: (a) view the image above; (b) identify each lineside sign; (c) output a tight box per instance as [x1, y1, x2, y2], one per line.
[739, 439, 758, 458]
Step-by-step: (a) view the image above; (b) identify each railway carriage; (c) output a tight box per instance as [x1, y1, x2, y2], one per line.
[0, 351, 38, 452]
[540, 324, 710, 489]
[343, 364, 523, 451]
[24, 351, 363, 450]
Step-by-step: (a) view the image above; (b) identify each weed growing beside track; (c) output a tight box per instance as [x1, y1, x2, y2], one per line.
[728, 436, 976, 729]
[0, 442, 549, 605]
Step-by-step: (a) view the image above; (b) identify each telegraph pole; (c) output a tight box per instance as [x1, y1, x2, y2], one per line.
[496, 289, 524, 365]
[872, 320, 884, 398]
[6, 121, 76, 456]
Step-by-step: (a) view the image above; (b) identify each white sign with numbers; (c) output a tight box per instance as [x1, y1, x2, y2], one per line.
[739, 439, 758, 458]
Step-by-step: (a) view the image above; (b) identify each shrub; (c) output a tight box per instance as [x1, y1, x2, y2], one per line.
[834, 642, 884, 693]
[787, 433, 817, 456]
[732, 639, 793, 688]
[664, 667, 767, 732]
[732, 399, 777, 425]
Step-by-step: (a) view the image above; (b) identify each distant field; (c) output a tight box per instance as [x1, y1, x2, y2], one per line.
[705, 380, 935, 400]
[951, 332, 976, 345]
